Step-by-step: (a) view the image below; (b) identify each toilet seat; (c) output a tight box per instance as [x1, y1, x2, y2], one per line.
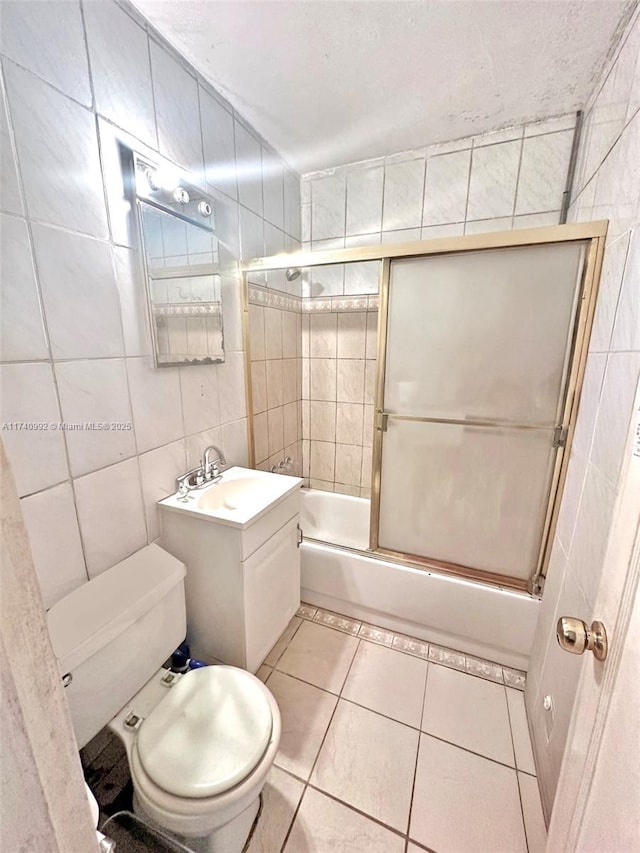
[137, 666, 273, 799]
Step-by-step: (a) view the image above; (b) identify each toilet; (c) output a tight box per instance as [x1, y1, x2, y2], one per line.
[47, 543, 281, 853]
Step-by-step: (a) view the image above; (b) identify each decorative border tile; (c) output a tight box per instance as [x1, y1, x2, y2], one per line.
[296, 603, 527, 689]
[247, 284, 302, 313]
[247, 284, 379, 314]
[358, 623, 394, 647]
[312, 608, 361, 636]
[296, 603, 318, 620]
[392, 633, 429, 659]
[303, 295, 379, 314]
[503, 667, 527, 690]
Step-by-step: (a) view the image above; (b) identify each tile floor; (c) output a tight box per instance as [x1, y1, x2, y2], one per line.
[82, 604, 545, 853]
[248, 605, 546, 853]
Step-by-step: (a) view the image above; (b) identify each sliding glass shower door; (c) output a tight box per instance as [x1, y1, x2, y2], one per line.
[372, 242, 588, 589]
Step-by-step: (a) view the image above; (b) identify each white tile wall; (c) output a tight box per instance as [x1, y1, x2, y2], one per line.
[1, 84, 23, 216]
[4, 61, 108, 237]
[84, 0, 157, 149]
[0, 214, 48, 361]
[0, 0, 91, 105]
[1, 0, 300, 608]
[150, 39, 203, 179]
[526, 6, 640, 819]
[302, 114, 576, 253]
[31, 224, 124, 360]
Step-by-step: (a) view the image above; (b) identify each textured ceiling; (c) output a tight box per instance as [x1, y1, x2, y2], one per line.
[132, 0, 633, 173]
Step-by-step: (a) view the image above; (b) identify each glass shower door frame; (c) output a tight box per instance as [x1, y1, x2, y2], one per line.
[369, 226, 606, 594]
[240, 220, 607, 595]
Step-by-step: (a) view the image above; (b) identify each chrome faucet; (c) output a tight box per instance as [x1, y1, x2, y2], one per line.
[175, 446, 226, 500]
[203, 445, 226, 481]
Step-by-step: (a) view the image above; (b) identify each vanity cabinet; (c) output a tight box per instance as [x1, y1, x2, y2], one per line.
[159, 480, 301, 673]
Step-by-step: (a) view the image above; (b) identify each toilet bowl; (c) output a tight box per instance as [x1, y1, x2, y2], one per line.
[47, 543, 280, 853]
[113, 665, 281, 852]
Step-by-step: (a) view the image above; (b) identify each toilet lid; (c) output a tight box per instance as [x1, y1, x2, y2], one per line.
[136, 666, 273, 798]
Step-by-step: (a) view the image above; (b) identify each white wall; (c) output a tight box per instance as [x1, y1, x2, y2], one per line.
[0, 0, 300, 610]
[525, 6, 640, 818]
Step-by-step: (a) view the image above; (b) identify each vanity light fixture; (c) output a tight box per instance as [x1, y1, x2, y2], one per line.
[172, 186, 190, 205]
[144, 165, 182, 195]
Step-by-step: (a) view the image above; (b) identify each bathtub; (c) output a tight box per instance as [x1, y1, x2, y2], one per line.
[299, 488, 539, 670]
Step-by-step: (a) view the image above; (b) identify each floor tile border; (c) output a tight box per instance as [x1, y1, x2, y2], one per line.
[296, 603, 526, 690]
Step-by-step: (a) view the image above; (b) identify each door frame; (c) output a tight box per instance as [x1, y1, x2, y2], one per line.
[241, 221, 607, 593]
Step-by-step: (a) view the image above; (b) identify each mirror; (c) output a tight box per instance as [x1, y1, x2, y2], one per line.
[135, 160, 224, 366]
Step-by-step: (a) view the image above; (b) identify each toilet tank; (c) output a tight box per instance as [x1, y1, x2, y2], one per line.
[47, 544, 187, 749]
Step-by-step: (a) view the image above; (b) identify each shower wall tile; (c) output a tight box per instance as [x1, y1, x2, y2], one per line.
[310, 440, 335, 481]
[4, 61, 108, 237]
[515, 131, 574, 215]
[310, 401, 336, 442]
[311, 172, 346, 240]
[346, 164, 384, 236]
[337, 313, 367, 359]
[303, 115, 574, 251]
[150, 40, 203, 179]
[335, 443, 362, 487]
[252, 360, 267, 414]
[337, 359, 365, 403]
[310, 358, 337, 401]
[381, 227, 421, 244]
[467, 140, 521, 220]
[84, 0, 157, 148]
[1, 0, 297, 608]
[423, 149, 471, 226]
[0, 0, 91, 105]
[309, 314, 338, 358]
[336, 403, 364, 446]
[382, 155, 425, 231]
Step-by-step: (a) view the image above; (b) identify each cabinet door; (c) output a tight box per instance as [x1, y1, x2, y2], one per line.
[243, 516, 300, 673]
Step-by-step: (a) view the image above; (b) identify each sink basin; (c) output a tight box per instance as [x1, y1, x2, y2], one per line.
[158, 466, 302, 528]
[196, 476, 274, 512]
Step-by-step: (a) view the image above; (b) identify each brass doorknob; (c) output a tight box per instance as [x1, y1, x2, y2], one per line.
[556, 617, 608, 661]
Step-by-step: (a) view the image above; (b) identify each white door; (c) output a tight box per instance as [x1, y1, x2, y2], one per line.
[547, 386, 640, 850]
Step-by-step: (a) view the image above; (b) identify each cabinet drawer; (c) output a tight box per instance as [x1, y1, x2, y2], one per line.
[242, 516, 301, 672]
[241, 489, 301, 560]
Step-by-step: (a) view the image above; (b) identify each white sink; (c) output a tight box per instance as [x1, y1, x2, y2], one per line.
[158, 466, 302, 528]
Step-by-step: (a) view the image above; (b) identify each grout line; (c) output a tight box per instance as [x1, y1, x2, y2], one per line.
[405, 658, 431, 837]
[505, 683, 531, 853]
[269, 632, 528, 775]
